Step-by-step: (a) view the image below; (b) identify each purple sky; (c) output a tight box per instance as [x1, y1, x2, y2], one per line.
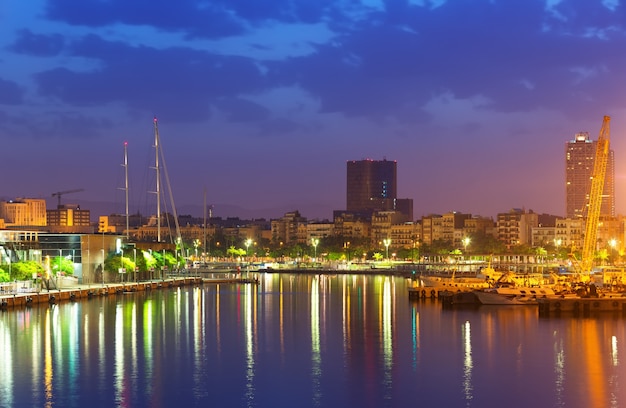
[1, 0, 626, 221]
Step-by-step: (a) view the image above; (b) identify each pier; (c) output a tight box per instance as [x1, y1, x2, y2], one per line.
[0, 276, 258, 309]
[537, 296, 626, 316]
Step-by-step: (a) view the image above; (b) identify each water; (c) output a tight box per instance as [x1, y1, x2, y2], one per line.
[1, 273, 625, 408]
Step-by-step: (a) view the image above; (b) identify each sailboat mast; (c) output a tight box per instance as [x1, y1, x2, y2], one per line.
[203, 188, 207, 258]
[123, 141, 129, 239]
[153, 117, 161, 242]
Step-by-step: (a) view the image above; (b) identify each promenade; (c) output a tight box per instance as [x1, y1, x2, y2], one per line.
[0, 275, 257, 309]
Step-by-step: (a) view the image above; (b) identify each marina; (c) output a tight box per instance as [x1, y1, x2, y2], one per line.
[2, 272, 626, 408]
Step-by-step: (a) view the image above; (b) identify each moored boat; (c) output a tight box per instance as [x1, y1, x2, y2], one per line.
[473, 283, 556, 305]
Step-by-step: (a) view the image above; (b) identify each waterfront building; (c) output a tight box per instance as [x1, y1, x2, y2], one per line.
[346, 159, 397, 212]
[389, 222, 420, 250]
[441, 211, 472, 247]
[565, 131, 615, 219]
[463, 216, 496, 238]
[306, 221, 334, 243]
[531, 225, 556, 248]
[332, 212, 370, 241]
[46, 204, 93, 233]
[554, 218, 583, 251]
[496, 208, 539, 248]
[370, 210, 407, 246]
[271, 211, 307, 245]
[420, 214, 444, 245]
[0, 198, 47, 227]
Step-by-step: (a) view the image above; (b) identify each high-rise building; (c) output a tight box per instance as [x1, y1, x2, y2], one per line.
[565, 132, 615, 219]
[346, 159, 397, 212]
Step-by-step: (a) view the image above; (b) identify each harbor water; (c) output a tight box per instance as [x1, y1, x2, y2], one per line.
[1, 273, 625, 407]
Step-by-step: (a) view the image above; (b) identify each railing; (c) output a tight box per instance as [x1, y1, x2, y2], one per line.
[0, 281, 39, 295]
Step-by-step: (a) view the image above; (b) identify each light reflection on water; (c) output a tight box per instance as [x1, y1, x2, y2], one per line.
[1, 274, 626, 407]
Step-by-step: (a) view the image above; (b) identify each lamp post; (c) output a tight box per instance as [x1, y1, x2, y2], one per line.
[383, 238, 391, 262]
[609, 238, 618, 265]
[6, 253, 11, 280]
[245, 239, 252, 258]
[554, 238, 562, 260]
[194, 239, 201, 259]
[311, 238, 319, 261]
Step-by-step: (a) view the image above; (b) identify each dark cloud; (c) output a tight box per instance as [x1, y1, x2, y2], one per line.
[43, 0, 337, 39]
[44, 0, 245, 39]
[267, 0, 626, 123]
[0, 78, 24, 104]
[9, 29, 65, 56]
[20, 1, 626, 132]
[214, 97, 271, 122]
[34, 34, 268, 122]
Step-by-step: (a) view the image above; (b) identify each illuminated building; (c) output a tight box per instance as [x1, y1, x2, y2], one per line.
[0, 198, 47, 227]
[565, 132, 615, 219]
[347, 159, 397, 212]
[497, 208, 538, 248]
[46, 204, 92, 233]
[346, 158, 413, 220]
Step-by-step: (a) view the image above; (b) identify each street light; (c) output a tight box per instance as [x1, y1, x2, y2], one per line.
[245, 239, 252, 258]
[554, 238, 562, 260]
[609, 238, 618, 264]
[462, 237, 471, 253]
[311, 238, 319, 260]
[193, 239, 201, 259]
[383, 238, 391, 261]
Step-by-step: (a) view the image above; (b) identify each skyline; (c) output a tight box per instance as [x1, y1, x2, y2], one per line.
[2, 1, 626, 220]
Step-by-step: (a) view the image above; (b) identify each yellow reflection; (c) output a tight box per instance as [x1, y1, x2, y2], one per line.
[143, 301, 153, 395]
[280, 277, 284, 356]
[0, 318, 14, 407]
[553, 331, 565, 406]
[244, 283, 257, 403]
[382, 277, 393, 379]
[311, 275, 321, 405]
[114, 304, 124, 405]
[342, 275, 351, 354]
[462, 321, 473, 403]
[44, 307, 53, 407]
[611, 336, 618, 366]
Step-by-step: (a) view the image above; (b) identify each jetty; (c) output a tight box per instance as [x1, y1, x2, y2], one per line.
[0, 276, 258, 309]
[537, 295, 626, 316]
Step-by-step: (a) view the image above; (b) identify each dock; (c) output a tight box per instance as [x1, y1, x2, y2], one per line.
[0, 276, 258, 309]
[537, 295, 626, 316]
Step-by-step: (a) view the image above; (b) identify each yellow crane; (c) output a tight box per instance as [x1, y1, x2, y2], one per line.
[580, 115, 611, 279]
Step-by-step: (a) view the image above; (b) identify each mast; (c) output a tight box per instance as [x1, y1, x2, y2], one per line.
[203, 188, 207, 258]
[153, 117, 161, 242]
[123, 141, 129, 240]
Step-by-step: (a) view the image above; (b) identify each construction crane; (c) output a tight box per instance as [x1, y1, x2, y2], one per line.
[580, 115, 611, 280]
[51, 188, 84, 208]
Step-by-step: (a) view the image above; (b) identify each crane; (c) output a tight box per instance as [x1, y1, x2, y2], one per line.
[51, 188, 85, 208]
[580, 115, 611, 280]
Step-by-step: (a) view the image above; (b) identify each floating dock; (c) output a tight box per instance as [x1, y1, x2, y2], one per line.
[0, 276, 258, 310]
[537, 295, 626, 316]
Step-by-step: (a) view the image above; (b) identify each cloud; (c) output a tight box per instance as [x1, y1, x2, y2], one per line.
[9, 29, 65, 56]
[0, 78, 24, 104]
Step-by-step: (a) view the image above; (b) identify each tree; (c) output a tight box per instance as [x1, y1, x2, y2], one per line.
[51, 256, 74, 276]
[10, 261, 44, 281]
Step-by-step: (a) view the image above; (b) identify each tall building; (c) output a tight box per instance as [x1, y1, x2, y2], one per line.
[346, 159, 397, 212]
[565, 132, 615, 219]
[0, 198, 47, 227]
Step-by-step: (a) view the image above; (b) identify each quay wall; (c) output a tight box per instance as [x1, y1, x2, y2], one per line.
[0, 277, 203, 309]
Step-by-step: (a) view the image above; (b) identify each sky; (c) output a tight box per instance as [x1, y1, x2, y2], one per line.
[1, 0, 626, 221]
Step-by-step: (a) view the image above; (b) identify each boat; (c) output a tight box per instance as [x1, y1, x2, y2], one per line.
[413, 265, 502, 295]
[472, 282, 556, 305]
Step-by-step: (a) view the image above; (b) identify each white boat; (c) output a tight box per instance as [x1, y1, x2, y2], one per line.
[473, 284, 556, 305]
